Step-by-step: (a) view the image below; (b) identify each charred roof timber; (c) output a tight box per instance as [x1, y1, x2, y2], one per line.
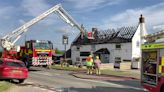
[92, 28, 98, 39]
[72, 26, 137, 45]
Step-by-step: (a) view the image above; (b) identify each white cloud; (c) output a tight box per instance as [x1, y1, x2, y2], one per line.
[21, 0, 50, 17]
[67, 0, 122, 12]
[18, 19, 26, 25]
[21, 0, 61, 26]
[20, 0, 80, 31]
[153, 25, 164, 31]
[0, 1, 79, 49]
[51, 25, 79, 36]
[0, 6, 15, 21]
[101, 2, 164, 33]
[0, 6, 17, 36]
[20, 0, 82, 35]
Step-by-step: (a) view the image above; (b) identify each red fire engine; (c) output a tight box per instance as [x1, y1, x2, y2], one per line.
[17, 40, 53, 67]
[141, 27, 164, 92]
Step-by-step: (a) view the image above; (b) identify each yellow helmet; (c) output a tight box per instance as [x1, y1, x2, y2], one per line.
[96, 56, 99, 59]
[89, 55, 92, 57]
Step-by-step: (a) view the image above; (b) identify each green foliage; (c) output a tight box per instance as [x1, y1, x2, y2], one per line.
[101, 69, 140, 79]
[0, 81, 12, 92]
[55, 48, 64, 54]
[51, 65, 86, 71]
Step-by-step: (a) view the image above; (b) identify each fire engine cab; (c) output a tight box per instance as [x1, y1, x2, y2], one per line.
[17, 40, 53, 67]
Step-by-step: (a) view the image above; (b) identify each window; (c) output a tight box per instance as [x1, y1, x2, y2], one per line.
[115, 57, 121, 63]
[0, 60, 3, 65]
[80, 52, 90, 56]
[115, 44, 121, 49]
[34, 42, 51, 49]
[82, 58, 87, 62]
[6, 62, 25, 67]
[26, 42, 30, 48]
[123, 59, 131, 62]
[136, 41, 140, 47]
[76, 47, 80, 51]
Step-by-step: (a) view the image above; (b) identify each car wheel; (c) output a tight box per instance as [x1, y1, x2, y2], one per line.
[18, 79, 25, 84]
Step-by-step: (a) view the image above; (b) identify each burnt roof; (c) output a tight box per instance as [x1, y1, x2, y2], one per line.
[72, 26, 137, 45]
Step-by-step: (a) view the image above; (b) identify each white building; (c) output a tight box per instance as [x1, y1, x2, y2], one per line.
[71, 15, 147, 69]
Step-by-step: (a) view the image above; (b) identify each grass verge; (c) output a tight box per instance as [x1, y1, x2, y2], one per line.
[51, 64, 86, 71]
[101, 69, 140, 79]
[51, 65, 140, 79]
[0, 81, 12, 92]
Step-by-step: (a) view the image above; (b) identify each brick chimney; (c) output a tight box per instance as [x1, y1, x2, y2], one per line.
[139, 14, 145, 23]
[139, 14, 148, 44]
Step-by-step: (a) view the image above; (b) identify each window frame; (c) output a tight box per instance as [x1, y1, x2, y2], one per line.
[76, 47, 80, 51]
[80, 52, 90, 56]
[5, 61, 26, 67]
[115, 44, 121, 49]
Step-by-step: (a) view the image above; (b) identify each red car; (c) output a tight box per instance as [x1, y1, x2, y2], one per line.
[0, 58, 28, 83]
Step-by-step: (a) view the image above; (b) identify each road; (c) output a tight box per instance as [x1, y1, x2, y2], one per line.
[14, 67, 146, 92]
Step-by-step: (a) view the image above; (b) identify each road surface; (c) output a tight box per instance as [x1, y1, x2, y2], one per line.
[9, 67, 146, 92]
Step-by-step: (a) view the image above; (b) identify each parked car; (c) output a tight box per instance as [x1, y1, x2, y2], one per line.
[0, 58, 28, 83]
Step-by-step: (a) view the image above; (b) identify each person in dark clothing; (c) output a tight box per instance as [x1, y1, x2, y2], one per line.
[22, 53, 29, 68]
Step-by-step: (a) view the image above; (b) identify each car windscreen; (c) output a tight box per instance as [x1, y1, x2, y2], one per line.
[6, 62, 26, 67]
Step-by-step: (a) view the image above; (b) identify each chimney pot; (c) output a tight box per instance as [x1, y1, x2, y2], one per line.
[139, 14, 145, 23]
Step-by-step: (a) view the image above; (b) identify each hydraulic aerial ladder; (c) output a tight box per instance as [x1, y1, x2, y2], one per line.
[0, 4, 87, 51]
[143, 29, 164, 42]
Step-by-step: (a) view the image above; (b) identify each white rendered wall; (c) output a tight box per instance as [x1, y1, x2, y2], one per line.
[71, 42, 132, 64]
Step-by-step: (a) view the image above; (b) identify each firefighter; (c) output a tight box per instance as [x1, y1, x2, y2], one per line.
[86, 55, 94, 75]
[94, 56, 101, 75]
[22, 52, 29, 68]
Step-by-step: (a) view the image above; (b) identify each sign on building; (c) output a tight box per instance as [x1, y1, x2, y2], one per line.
[63, 35, 68, 44]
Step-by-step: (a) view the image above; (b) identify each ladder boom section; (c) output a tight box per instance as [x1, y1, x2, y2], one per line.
[3, 4, 61, 40]
[56, 6, 81, 30]
[144, 30, 164, 42]
[1, 4, 84, 50]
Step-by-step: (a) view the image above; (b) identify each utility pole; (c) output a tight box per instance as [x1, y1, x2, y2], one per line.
[63, 35, 68, 67]
[64, 43, 66, 62]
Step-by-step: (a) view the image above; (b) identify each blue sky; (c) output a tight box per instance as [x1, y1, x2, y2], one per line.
[0, 0, 164, 50]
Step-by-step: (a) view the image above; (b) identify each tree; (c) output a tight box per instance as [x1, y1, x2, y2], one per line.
[54, 48, 64, 54]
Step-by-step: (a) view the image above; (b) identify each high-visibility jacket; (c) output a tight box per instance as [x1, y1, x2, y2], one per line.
[86, 57, 93, 66]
